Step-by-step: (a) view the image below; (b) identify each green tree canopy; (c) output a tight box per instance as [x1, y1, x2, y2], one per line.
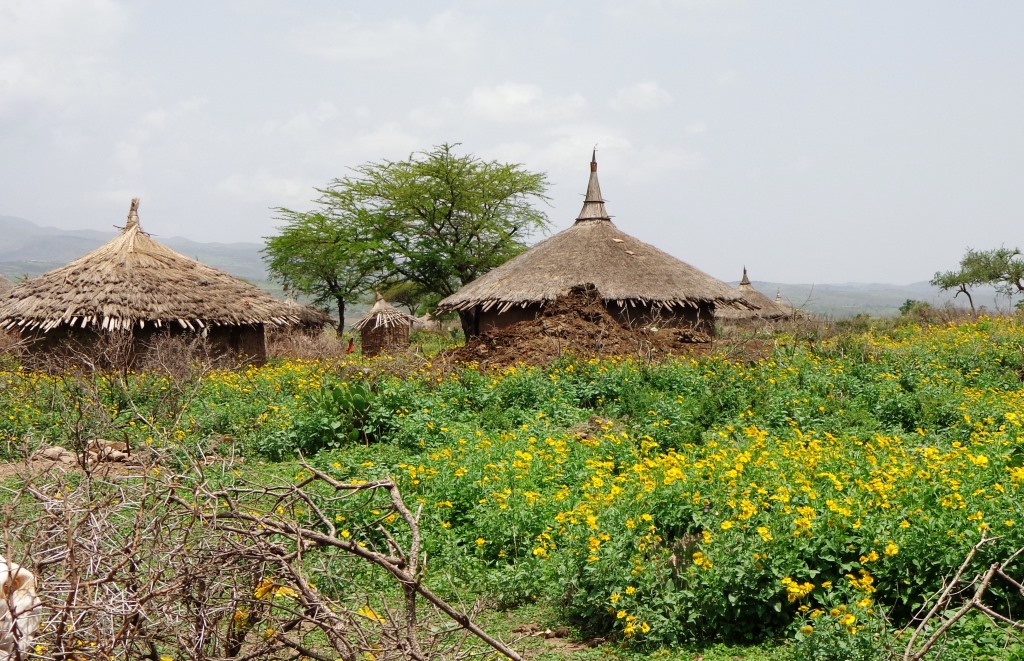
[931, 246, 1024, 312]
[265, 144, 550, 334]
[262, 210, 380, 333]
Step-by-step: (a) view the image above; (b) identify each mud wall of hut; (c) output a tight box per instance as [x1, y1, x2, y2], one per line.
[360, 322, 410, 357]
[16, 322, 268, 369]
[607, 301, 716, 336]
[476, 300, 715, 337]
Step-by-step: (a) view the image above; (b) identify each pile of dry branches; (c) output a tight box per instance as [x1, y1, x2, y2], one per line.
[1, 456, 521, 660]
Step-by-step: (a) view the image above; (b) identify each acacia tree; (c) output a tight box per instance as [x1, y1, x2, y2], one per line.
[318, 144, 549, 333]
[262, 210, 380, 333]
[931, 246, 1024, 312]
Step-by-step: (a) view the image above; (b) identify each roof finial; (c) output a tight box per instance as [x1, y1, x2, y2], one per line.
[739, 266, 751, 286]
[576, 149, 610, 223]
[126, 197, 141, 231]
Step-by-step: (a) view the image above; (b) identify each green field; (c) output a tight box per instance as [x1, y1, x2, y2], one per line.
[3, 318, 1024, 659]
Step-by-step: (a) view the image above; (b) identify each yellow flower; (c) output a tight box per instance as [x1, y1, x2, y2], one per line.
[884, 541, 899, 556]
[357, 604, 386, 622]
[476, 537, 486, 547]
[610, 592, 621, 604]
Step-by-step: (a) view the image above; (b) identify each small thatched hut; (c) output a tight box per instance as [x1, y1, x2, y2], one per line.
[436, 153, 751, 336]
[0, 198, 299, 366]
[717, 267, 790, 321]
[281, 297, 333, 336]
[352, 294, 418, 357]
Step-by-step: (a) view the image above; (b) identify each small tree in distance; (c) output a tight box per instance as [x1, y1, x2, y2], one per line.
[931, 246, 1024, 313]
[262, 210, 380, 334]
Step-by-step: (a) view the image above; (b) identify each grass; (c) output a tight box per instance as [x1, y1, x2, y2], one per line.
[4, 315, 1024, 658]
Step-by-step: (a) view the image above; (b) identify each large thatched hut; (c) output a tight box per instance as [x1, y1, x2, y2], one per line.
[717, 267, 790, 321]
[352, 294, 418, 357]
[0, 199, 299, 366]
[437, 154, 751, 336]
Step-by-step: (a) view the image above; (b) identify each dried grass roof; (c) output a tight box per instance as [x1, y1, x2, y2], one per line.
[282, 297, 333, 327]
[352, 294, 418, 330]
[437, 155, 752, 314]
[0, 275, 14, 296]
[718, 267, 789, 319]
[0, 199, 300, 333]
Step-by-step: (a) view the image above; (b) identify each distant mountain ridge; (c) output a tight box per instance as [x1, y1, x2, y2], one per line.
[0, 215, 1003, 317]
[750, 280, 1002, 318]
[0, 215, 269, 283]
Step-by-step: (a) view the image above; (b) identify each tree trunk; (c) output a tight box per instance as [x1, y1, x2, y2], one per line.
[335, 296, 346, 336]
[458, 309, 478, 340]
[957, 286, 975, 314]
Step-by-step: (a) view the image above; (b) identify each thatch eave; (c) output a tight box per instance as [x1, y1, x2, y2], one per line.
[352, 295, 418, 331]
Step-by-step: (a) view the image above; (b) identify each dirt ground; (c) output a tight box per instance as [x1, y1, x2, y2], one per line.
[443, 286, 771, 368]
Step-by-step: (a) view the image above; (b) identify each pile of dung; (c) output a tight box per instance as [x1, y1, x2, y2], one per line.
[444, 286, 716, 368]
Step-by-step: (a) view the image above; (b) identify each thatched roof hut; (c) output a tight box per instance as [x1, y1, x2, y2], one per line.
[437, 153, 751, 336]
[352, 294, 418, 357]
[717, 267, 790, 320]
[0, 198, 299, 365]
[280, 297, 332, 335]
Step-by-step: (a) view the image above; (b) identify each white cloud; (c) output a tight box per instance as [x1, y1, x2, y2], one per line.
[608, 81, 673, 112]
[112, 98, 209, 176]
[257, 102, 341, 137]
[408, 98, 459, 129]
[217, 172, 312, 206]
[289, 10, 481, 63]
[0, 0, 127, 113]
[467, 83, 586, 124]
[686, 121, 708, 135]
[350, 123, 422, 158]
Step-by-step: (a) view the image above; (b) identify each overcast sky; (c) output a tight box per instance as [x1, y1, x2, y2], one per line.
[2, 1, 1021, 284]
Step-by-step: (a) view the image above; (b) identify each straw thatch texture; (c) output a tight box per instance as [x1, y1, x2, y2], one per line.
[282, 299, 332, 334]
[0, 275, 14, 296]
[436, 155, 751, 335]
[717, 267, 790, 320]
[0, 199, 299, 334]
[353, 295, 417, 357]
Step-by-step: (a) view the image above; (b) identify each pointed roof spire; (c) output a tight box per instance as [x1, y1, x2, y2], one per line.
[739, 266, 751, 287]
[125, 197, 141, 231]
[575, 148, 611, 223]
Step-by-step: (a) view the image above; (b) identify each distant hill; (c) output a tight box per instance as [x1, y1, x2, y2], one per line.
[0, 215, 269, 283]
[0, 215, 1012, 318]
[751, 281, 1007, 318]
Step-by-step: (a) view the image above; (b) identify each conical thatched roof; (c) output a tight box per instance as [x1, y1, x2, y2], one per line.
[437, 153, 751, 314]
[352, 294, 418, 330]
[718, 267, 789, 319]
[0, 199, 300, 333]
[282, 295, 333, 328]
